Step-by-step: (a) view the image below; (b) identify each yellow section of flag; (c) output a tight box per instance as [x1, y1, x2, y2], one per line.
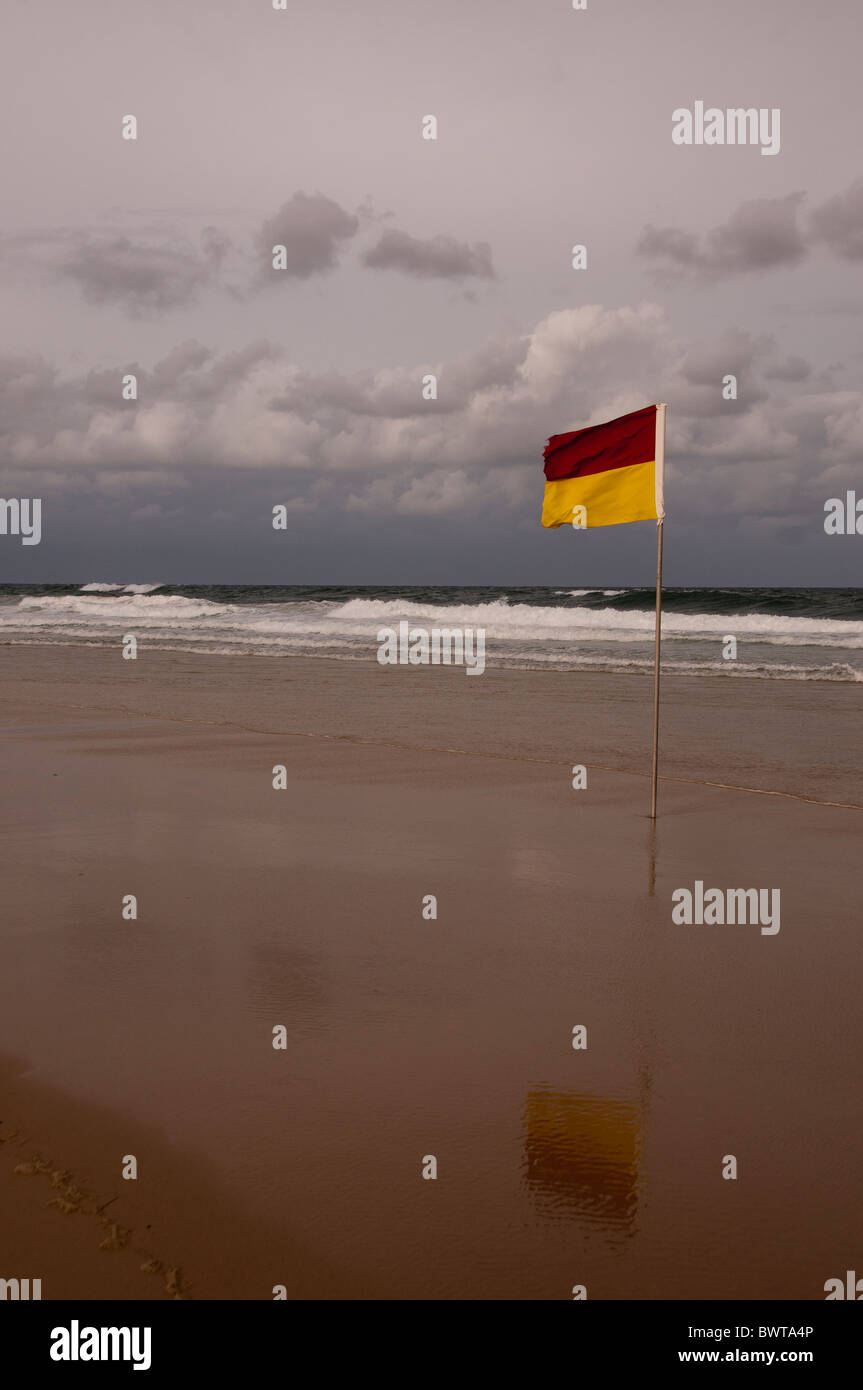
[542, 458, 657, 529]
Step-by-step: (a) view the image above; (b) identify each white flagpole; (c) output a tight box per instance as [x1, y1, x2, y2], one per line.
[650, 403, 667, 820]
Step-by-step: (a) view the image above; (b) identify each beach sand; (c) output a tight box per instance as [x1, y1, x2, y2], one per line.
[1, 645, 860, 1299]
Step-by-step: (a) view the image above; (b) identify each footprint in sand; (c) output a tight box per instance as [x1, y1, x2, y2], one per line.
[139, 1259, 187, 1298]
[48, 1196, 79, 1215]
[98, 1221, 132, 1251]
[14, 1154, 55, 1177]
[10, 1139, 190, 1296]
[164, 1267, 188, 1299]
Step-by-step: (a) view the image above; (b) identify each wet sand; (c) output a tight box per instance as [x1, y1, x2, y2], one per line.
[0, 646, 860, 1299]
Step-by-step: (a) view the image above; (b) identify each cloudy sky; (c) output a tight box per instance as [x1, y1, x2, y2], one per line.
[2, 0, 861, 585]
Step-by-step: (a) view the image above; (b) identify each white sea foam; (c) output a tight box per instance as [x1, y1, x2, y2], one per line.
[18, 594, 222, 621]
[79, 582, 162, 594]
[554, 588, 625, 597]
[2, 592, 860, 680]
[327, 597, 863, 647]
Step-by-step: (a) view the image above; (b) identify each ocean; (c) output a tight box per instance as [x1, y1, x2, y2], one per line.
[1, 584, 861, 682]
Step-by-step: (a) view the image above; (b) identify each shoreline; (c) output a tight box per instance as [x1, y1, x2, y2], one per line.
[1, 635, 861, 689]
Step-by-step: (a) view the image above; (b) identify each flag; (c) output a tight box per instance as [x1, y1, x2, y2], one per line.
[541, 404, 663, 528]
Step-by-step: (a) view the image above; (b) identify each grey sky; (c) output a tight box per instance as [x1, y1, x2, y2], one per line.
[1, 0, 861, 584]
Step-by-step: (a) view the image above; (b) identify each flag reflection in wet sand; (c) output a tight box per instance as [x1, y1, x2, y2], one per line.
[522, 1088, 643, 1233]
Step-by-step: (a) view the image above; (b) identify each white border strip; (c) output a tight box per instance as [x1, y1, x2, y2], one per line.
[655, 401, 667, 520]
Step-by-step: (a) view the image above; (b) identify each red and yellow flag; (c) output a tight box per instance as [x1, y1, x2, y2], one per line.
[541, 404, 663, 528]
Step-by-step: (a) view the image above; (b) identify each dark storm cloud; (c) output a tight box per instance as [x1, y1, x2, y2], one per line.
[809, 176, 863, 260]
[253, 192, 359, 282]
[674, 329, 771, 416]
[362, 229, 495, 280]
[678, 330, 809, 390]
[200, 224, 232, 267]
[679, 330, 771, 386]
[0, 192, 361, 313]
[764, 354, 811, 382]
[638, 193, 807, 282]
[58, 231, 228, 314]
[0, 219, 237, 316]
[0, 194, 493, 318]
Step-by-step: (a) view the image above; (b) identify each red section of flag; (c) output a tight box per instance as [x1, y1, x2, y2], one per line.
[543, 405, 657, 482]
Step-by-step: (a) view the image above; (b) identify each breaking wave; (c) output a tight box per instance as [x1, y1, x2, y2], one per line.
[1, 585, 860, 681]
